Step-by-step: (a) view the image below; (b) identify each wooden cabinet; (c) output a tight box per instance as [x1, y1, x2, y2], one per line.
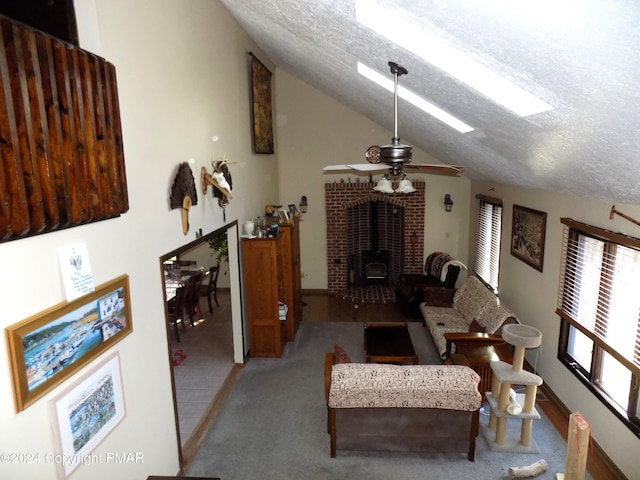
[242, 218, 302, 358]
[279, 219, 302, 341]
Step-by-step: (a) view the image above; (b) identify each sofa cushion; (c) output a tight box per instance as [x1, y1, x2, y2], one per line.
[419, 304, 470, 358]
[475, 298, 516, 334]
[329, 363, 481, 411]
[452, 276, 493, 323]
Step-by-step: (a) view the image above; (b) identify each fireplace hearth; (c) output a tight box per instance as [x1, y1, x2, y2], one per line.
[325, 179, 425, 297]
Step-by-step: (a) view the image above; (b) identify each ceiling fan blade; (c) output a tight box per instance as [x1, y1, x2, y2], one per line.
[323, 164, 387, 172]
[404, 164, 464, 176]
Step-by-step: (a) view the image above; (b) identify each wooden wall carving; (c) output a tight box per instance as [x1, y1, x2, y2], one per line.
[0, 15, 128, 242]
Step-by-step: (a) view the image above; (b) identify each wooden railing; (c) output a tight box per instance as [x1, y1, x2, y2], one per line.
[0, 15, 128, 242]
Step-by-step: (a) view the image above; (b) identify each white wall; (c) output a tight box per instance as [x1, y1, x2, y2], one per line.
[275, 69, 471, 289]
[469, 181, 640, 478]
[0, 1, 277, 478]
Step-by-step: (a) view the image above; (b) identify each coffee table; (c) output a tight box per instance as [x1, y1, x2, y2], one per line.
[364, 322, 419, 364]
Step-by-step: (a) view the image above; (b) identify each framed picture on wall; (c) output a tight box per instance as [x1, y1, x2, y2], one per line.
[5, 275, 132, 412]
[510, 205, 547, 272]
[249, 52, 274, 154]
[50, 352, 126, 478]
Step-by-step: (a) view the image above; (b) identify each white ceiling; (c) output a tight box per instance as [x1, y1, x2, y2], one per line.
[220, 0, 640, 204]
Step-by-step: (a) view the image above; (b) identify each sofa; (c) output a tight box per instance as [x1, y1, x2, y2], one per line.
[395, 251, 467, 318]
[324, 352, 481, 460]
[419, 275, 518, 359]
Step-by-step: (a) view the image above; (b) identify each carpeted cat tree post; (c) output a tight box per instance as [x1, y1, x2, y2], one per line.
[487, 324, 543, 448]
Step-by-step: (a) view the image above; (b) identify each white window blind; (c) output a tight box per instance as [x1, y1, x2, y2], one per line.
[557, 219, 640, 377]
[475, 196, 502, 292]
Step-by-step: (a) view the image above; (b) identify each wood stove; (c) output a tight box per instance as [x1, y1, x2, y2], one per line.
[362, 250, 389, 283]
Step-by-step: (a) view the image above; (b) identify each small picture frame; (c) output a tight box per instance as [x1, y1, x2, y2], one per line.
[5, 275, 132, 412]
[511, 205, 547, 272]
[50, 352, 126, 478]
[278, 209, 289, 224]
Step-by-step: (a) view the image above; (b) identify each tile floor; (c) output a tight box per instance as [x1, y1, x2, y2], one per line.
[170, 289, 234, 447]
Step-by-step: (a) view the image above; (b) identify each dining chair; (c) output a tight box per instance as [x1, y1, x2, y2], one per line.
[167, 285, 188, 342]
[199, 264, 220, 313]
[184, 273, 205, 326]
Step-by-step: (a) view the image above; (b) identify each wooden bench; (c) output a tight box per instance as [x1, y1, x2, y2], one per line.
[324, 353, 481, 460]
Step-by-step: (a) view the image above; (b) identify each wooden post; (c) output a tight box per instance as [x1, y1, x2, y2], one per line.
[561, 412, 590, 480]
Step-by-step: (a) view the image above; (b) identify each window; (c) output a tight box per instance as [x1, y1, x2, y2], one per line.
[474, 195, 503, 292]
[557, 218, 640, 436]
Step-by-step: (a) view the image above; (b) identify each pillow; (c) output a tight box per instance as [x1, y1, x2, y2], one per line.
[422, 287, 455, 307]
[334, 344, 351, 364]
[469, 318, 487, 333]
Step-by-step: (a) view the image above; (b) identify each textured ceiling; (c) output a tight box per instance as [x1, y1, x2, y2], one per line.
[221, 0, 640, 203]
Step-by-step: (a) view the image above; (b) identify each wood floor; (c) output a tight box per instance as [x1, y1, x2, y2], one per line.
[302, 293, 624, 480]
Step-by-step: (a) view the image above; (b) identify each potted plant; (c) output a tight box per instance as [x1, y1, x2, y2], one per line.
[208, 231, 228, 267]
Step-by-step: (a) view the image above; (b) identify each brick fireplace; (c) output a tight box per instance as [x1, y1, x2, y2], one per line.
[325, 179, 425, 295]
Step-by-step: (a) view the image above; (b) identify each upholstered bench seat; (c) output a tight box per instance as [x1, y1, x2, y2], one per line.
[325, 354, 482, 460]
[329, 363, 481, 411]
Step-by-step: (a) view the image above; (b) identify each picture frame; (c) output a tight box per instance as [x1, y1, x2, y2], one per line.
[5, 274, 132, 412]
[50, 352, 126, 479]
[249, 52, 274, 154]
[511, 205, 547, 272]
[278, 209, 289, 224]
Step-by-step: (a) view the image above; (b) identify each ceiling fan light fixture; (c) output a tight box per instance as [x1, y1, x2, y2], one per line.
[373, 175, 394, 194]
[379, 138, 413, 163]
[396, 175, 416, 194]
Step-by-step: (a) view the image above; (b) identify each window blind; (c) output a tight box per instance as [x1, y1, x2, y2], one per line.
[475, 196, 502, 292]
[557, 219, 640, 377]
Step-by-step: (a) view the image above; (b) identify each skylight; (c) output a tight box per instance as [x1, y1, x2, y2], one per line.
[356, 0, 553, 117]
[357, 62, 475, 134]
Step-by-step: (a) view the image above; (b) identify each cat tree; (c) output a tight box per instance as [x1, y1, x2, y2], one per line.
[486, 324, 543, 451]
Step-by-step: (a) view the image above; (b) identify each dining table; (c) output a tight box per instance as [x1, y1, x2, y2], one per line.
[164, 264, 208, 301]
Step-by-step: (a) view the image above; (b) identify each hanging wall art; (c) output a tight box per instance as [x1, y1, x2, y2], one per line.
[5, 275, 132, 412]
[249, 52, 274, 154]
[169, 162, 198, 235]
[511, 204, 547, 272]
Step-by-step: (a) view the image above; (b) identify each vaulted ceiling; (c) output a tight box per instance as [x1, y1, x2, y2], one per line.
[221, 0, 640, 204]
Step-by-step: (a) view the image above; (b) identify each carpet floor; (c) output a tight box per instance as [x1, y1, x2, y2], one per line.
[187, 321, 588, 480]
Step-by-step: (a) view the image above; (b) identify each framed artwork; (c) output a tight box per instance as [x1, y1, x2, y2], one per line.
[50, 352, 126, 478]
[249, 52, 274, 154]
[511, 205, 547, 272]
[5, 275, 132, 412]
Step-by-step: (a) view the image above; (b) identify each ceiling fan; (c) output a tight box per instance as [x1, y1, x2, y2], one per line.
[323, 61, 464, 181]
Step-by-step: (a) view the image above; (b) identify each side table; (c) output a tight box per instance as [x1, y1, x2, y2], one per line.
[449, 340, 513, 398]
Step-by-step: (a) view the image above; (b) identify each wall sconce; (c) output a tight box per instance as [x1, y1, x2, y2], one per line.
[444, 193, 454, 212]
[300, 195, 308, 214]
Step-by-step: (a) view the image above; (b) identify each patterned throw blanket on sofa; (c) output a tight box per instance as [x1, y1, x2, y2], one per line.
[425, 252, 454, 279]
